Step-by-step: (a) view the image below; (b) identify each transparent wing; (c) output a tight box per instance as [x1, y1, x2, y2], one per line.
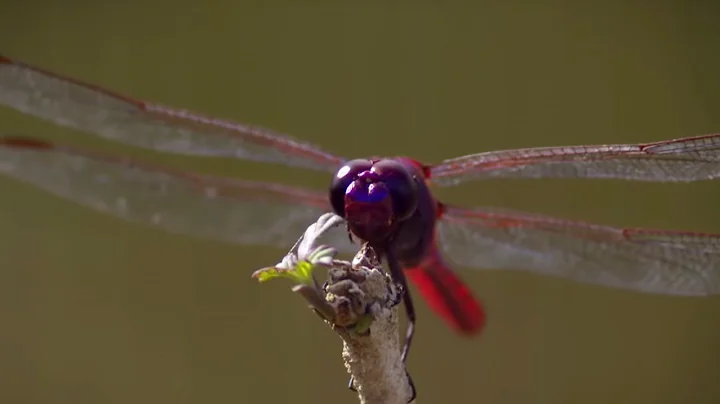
[0, 136, 355, 252]
[0, 55, 345, 171]
[430, 134, 720, 186]
[437, 205, 720, 296]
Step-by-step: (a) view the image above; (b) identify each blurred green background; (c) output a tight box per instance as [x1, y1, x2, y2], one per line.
[1, 1, 720, 403]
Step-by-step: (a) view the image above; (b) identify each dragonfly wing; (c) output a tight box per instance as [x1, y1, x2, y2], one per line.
[0, 136, 356, 252]
[430, 134, 720, 186]
[436, 205, 720, 296]
[0, 55, 345, 171]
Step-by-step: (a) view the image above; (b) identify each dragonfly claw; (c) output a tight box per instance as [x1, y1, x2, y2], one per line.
[405, 369, 417, 403]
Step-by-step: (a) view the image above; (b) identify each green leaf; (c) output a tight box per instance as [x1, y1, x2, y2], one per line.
[353, 314, 374, 335]
[251, 260, 316, 286]
[252, 244, 338, 286]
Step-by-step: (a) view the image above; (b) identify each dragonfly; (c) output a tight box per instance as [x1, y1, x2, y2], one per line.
[2, 54, 720, 373]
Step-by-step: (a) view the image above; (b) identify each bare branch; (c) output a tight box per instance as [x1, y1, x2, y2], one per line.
[252, 213, 415, 404]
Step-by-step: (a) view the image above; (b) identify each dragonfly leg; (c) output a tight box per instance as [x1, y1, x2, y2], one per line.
[387, 281, 403, 307]
[405, 369, 417, 403]
[385, 246, 416, 363]
[345, 224, 355, 245]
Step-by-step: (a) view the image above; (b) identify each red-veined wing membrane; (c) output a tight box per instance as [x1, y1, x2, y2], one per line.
[4, 54, 720, 187]
[0, 55, 345, 172]
[0, 137, 355, 252]
[2, 137, 719, 296]
[437, 205, 720, 296]
[1, 55, 720, 295]
[430, 134, 720, 186]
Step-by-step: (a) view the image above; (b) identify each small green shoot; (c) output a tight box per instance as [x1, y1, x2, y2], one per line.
[251, 244, 337, 286]
[353, 313, 374, 335]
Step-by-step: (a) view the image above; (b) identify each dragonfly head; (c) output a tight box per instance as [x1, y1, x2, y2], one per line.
[330, 158, 419, 244]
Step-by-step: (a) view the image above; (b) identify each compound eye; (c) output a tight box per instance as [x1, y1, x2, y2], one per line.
[329, 159, 374, 217]
[371, 160, 418, 221]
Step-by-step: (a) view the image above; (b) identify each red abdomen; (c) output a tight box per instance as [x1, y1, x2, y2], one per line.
[390, 157, 485, 334]
[404, 242, 486, 334]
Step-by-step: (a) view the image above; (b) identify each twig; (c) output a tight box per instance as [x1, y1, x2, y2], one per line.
[252, 213, 415, 404]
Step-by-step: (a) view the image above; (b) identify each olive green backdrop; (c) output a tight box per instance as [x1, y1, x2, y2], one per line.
[1, 1, 719, 403]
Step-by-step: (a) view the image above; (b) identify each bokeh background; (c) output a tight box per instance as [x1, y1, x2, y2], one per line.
[1, 1, 720, 403]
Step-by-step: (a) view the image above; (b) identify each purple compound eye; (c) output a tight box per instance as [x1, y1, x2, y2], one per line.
[329, 159, 374, 217]
[370, 160, 418, 221]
